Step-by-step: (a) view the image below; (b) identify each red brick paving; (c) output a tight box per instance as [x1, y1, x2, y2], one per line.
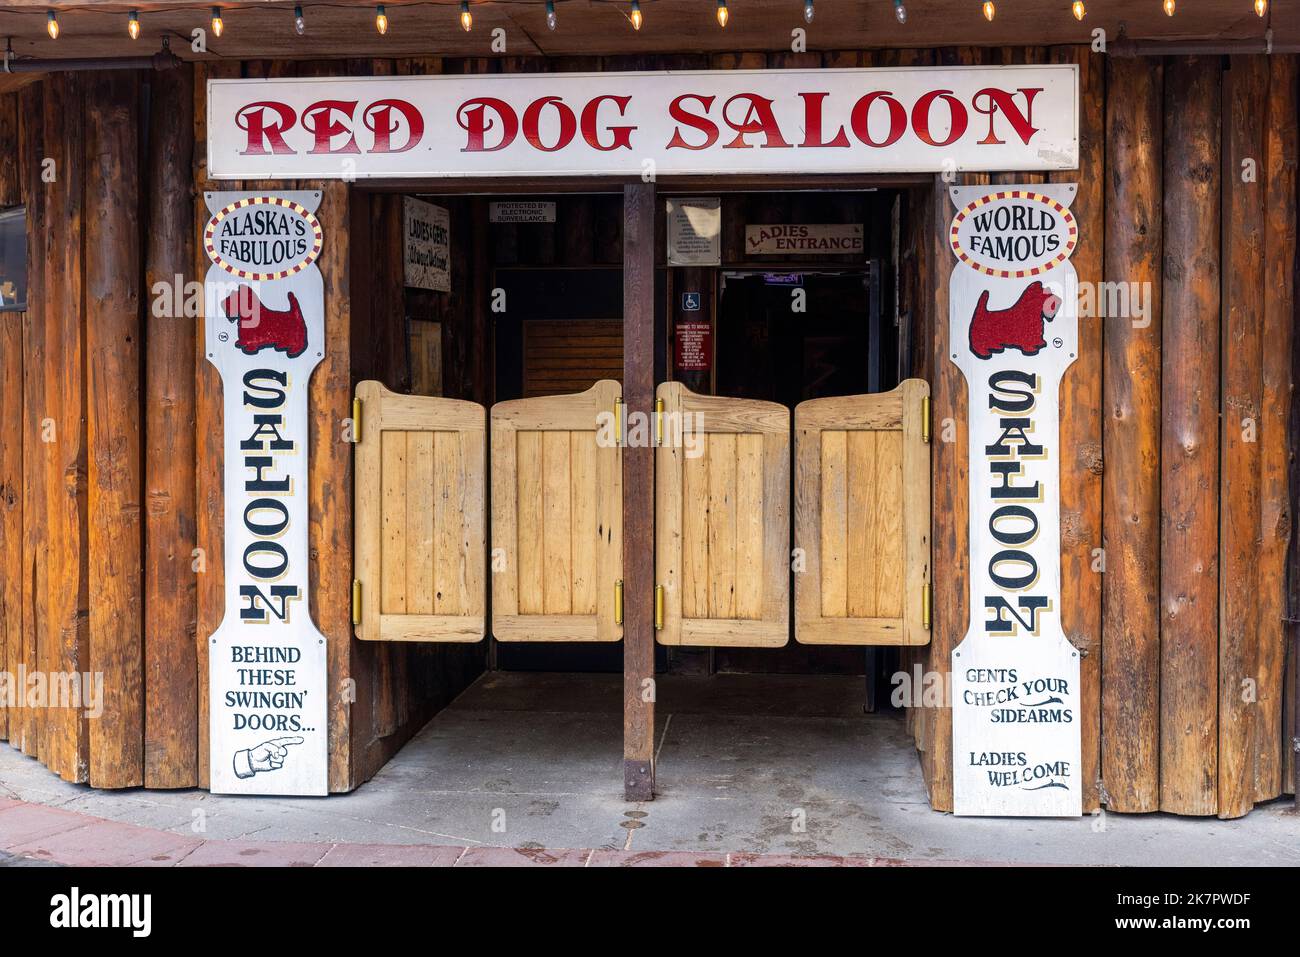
[456, 845, 592, 867]
[0, 798, 986, 867]
[317, 843, 464, 867]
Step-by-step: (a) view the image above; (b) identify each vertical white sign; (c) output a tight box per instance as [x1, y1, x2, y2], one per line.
[203, 191, 329, 796]
[948, 185, 1082, 817]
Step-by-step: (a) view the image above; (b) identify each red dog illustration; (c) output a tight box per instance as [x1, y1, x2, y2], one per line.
[968, 281, 1061, 359]
[221, 286, 308, 359]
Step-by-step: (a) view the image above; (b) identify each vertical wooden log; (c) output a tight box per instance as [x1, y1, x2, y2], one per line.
[18, 80, 45, 760]
[921, 47, 988, 813]
[144, 64, 198, 788]
[1258, 56, 1298, 802]
[1218, 55, 1269, 819]
[623, 181, 655, 801]
[1051, 44, 1105, 814]
[44, 72, 90, 783]
[193, 60, 240, 788]
[0, 92, 19, 746]
[1161, 56, 1221, 816]
[85, 71, 144, 788]
[313, 181, 355, 793]
[1101, 56, 1163, 814]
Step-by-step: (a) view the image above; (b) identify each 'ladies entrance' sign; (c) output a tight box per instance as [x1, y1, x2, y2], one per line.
[948, 185, 1082, 818]
[207, 66, 1078, 179]
[203, 191, 329, 796]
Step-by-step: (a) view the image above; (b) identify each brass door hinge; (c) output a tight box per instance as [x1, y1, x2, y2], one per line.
[352, 396, 363, 444]
[921, 395, 931, 444]
[614, 397, 623, 447]
[352, 579, 362, 626]
[654, 585, 664, 631]
[615, 579, 624, 626]
[921, 582, 932, 631]
[655, 396, 664, 446]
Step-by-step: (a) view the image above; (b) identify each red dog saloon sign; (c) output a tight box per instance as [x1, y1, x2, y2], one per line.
[206, 66, 1078, 179]
[948, 186, 1081, 817]
[204, 192, 328, 796]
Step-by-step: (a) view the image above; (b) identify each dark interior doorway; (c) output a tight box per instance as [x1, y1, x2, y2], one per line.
[716, 269, 885, 407]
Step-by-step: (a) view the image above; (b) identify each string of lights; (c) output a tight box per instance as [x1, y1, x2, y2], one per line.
[29, 0, 1276, 43]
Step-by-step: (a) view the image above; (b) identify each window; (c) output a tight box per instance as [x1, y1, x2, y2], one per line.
[0, 207, 26, 312]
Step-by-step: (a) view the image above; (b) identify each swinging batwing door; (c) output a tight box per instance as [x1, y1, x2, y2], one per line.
[491, 380, 623, 642]
[656, 382, 790, 648]
[353, 381, 487, 642]
[794, 379, 931, 646]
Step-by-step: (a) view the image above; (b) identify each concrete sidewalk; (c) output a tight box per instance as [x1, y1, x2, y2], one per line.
[0, 673, 1296, 866]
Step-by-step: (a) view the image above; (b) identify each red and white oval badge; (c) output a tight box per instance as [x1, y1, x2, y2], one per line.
[204, 196, 323, 281]
[949, 190, 1076, 278]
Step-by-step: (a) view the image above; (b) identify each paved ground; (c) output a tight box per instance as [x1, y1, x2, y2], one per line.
[0, 672, 1296, 866]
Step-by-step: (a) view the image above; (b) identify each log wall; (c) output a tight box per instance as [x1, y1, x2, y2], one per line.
[0, 49, 1295, 816]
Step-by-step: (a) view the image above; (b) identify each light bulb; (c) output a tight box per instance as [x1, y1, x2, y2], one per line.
[717, 0, 729, 27]
[1072, 0, 1086, 19]
[1163, 0, 1175, 14]
[894, 0, 907, 23]
[46, 10, 58, 40]
[375, 4, 387, 33]
[804, 0, 814, 23]
[211, 6, 223, 36]
[294, 5, 306, 34]
[546, 0, 557, 29]
[630, 0, 643, 29]
[984, 0, 995, 20]
[128, 10, 140, 39]
[461, 1, 473, 31]
[1255, 0, 1267, 14]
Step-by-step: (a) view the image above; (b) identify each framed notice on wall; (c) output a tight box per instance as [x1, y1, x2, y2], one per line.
[667, 198, 721, 266]
[404, 196, 450, 292]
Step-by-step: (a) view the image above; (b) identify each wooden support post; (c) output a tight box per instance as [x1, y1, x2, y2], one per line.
[623, 181, 655, 802]
[144, 64, 198, 789]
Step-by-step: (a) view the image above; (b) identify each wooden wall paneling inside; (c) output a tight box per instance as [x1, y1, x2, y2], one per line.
[1160, 56, 1222, 817]
[1100, 55, 1163, 814]
[85, 70, 144, 788]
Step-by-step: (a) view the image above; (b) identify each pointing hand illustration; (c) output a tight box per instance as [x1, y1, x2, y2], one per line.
[233, 736, 305, 779]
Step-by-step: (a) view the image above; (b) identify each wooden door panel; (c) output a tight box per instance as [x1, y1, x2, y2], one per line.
[354, 381, 487, 642]
[491, 380, 622, 641]
[794, 379, 930, 646]
[656, 382, 789, 648]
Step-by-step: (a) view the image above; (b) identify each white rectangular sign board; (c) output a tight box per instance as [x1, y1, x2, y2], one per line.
[208, 66, 1079, 179]
[948, 184, 1083, 817]
[203, 190, 330, 796]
